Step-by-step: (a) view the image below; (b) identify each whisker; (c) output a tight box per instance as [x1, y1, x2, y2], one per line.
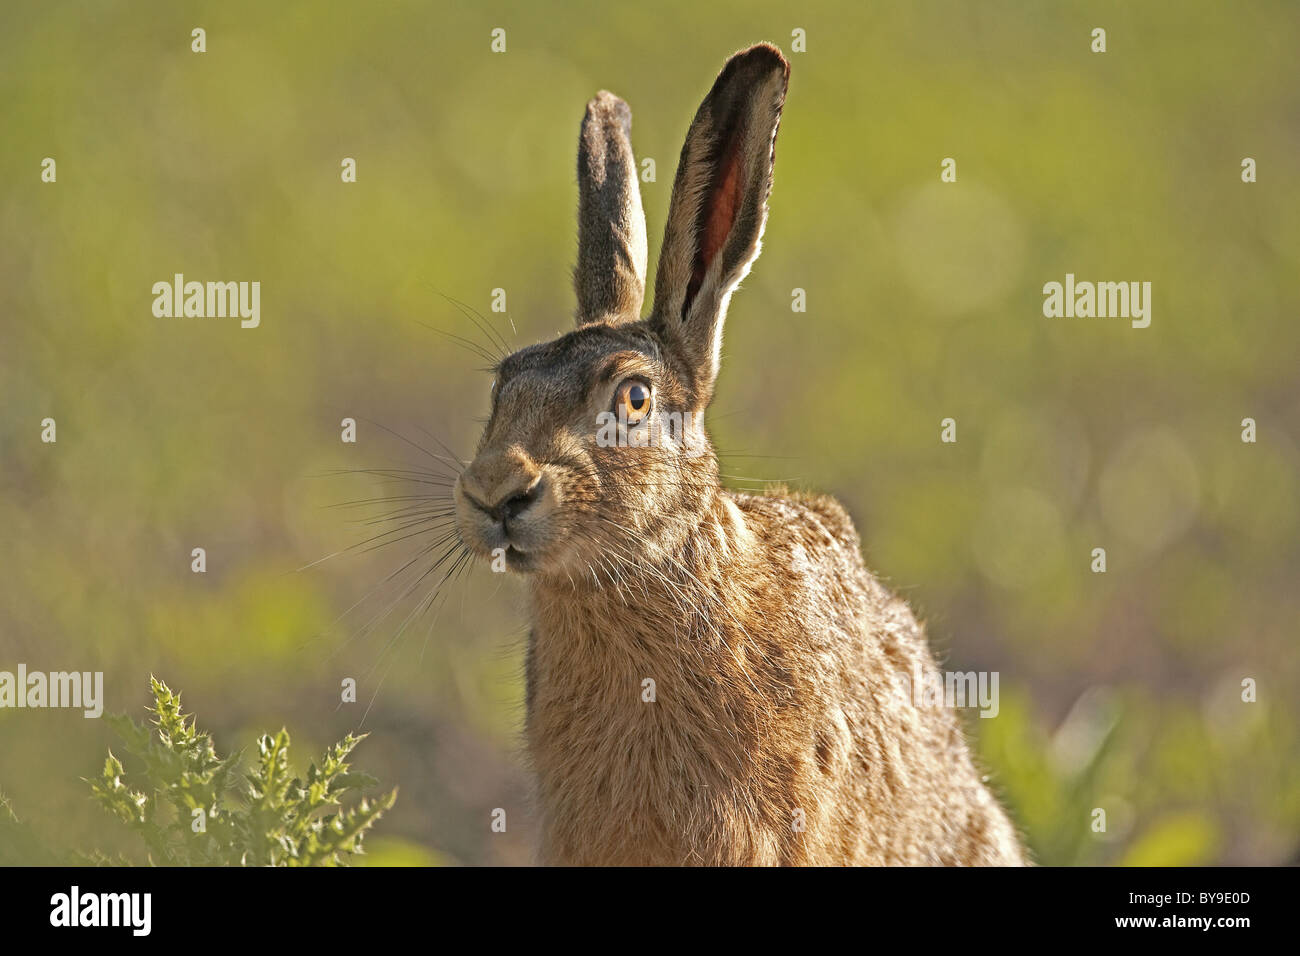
[434, 291, 513, 358]
[347, 414, 466, 475]
[412, 318, 500, 365]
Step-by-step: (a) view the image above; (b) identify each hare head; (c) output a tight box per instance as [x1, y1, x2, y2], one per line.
[454, 44, 790, 579]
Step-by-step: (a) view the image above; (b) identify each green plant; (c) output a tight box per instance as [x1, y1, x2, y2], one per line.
[0, 789, 67, 865]
[89, 676, 396, 866]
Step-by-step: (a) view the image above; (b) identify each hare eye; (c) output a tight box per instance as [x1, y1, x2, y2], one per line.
[614, 380, 652, 425]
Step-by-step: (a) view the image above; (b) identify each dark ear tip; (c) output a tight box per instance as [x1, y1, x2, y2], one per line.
[726, 42, 791, 83]
[584, 90, 633, 135]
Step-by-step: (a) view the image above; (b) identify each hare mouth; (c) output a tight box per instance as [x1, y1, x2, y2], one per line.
[503, 545, 536, 572]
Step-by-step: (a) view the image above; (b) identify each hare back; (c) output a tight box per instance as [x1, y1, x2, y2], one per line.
[726, 486, 1027, 864]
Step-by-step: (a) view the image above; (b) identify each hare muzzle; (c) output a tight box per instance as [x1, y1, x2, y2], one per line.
[455, 451, 556, 570]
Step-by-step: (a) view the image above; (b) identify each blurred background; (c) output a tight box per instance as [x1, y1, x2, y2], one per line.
[1, 0, 1297, 866]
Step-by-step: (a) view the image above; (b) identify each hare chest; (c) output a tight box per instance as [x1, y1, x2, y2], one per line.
[523, 603, 865, 866]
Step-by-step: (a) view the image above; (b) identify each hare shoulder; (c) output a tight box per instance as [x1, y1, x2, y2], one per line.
[728, 484, 866, 561]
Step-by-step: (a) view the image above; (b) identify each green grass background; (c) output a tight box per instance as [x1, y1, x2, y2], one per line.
[1, 0, 1297, 865]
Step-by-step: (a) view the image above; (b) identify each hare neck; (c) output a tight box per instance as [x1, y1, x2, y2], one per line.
[522, 490, 782, 864]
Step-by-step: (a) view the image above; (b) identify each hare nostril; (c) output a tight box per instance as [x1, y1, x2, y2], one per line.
[502, 484, 540, 521]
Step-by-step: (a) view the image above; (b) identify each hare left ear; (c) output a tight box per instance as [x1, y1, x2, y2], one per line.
[574, 91, 648, 326]
[649, 44, 789, 407]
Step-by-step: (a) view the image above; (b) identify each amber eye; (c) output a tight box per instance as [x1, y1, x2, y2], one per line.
[614, 379, 652, 425]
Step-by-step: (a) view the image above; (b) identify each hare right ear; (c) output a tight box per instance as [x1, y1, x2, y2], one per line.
[574, 91, 648, 327]
[649, 44, 789, 408]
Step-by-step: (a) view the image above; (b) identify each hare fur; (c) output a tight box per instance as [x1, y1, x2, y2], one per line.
[453, 43, 1027, 865]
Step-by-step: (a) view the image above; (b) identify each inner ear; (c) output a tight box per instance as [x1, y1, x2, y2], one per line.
[684, 124, 746, 320]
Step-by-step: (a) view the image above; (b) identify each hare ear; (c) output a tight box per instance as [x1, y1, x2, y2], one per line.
[574, 91, 648, 326]
[649, 44, 789, 406]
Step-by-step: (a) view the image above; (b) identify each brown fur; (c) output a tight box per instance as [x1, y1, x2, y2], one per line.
[453, 44, 1027, 866]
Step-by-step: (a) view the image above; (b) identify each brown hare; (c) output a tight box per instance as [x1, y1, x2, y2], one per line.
[453, 43, 1027, 865]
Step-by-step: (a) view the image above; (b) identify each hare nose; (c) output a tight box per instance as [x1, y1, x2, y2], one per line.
[463, 474, 542, 523]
